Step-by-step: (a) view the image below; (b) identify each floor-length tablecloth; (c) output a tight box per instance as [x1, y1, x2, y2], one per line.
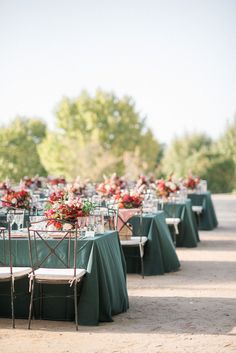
[122, 211, 180, 276]
[0, 231, 129, 326]
[161, 200, 200, 247]
[187, 192, 218, 230]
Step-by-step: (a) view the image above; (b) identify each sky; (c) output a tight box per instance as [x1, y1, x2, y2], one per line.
[0, 0, 236, 144]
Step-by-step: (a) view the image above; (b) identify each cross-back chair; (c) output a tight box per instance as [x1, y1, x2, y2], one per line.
[27, 218, 86, 331]
[0, 220, 31, 328]
[117, 208, 148, 278]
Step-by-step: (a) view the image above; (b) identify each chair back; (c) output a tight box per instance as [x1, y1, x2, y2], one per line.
[117, 207, 142, 240]
[27, 218, 79, 277]
[0, 221, 14, 274]
[105, 207, 118, 231]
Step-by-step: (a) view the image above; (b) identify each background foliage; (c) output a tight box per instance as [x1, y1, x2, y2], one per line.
[0, 91, 235, 193]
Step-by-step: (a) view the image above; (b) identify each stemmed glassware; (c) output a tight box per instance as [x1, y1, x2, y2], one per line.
[14, 211, 25, 230]
[7, 210, 25, 231]
[7, 210, 15, 230]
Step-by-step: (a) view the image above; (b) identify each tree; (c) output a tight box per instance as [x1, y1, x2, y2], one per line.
[217, 116, 236, 188]
[38, 132, 118, 181]
[39, 90, 161, 179]
[161, 133, 212, 177]
[161, 132, 235, 193]
[0, 117, 47, 182]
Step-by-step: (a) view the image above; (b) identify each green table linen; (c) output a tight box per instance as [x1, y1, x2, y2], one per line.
[0, 231, 129, 325]
[188, 192, 218, 230]
[162, 200, 200, 247]
[123, 211, 180, 276]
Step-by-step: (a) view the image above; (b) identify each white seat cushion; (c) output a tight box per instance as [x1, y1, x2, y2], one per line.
[192, 206, 203, 214]
[32, 268, 86, 282]
[165, 218, 181, 225]
[120, 236, 148, 246]
[0, 267, 31, 280]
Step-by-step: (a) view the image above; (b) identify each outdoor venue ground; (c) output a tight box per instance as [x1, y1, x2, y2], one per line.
[0, 194, 235, 353]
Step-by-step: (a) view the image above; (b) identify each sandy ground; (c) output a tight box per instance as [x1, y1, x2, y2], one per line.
[0, 194, 235, 353]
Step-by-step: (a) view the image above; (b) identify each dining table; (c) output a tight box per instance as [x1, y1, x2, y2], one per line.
[161, 199, 200, 247]
[0, 230, 129, 326]
[187, 191, 218, 230]
[121, 211, 180, 276]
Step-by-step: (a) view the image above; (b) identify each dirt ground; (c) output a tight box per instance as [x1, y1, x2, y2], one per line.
[0, 194, 235, 353]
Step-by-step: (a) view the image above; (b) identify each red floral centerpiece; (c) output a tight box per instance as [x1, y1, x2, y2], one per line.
[47, 176, 66, 186]
[135, 175, 156, 194]
[115, 190, 143, 209]
[1, 189, 32, 209]
[47, 189, 66, 204]
[156, 177, 179, 198]
[44, 193, 95, 230]
[184, 175, 200, 190]
[0, 181, 10, 191]
[22, 176, 43, 189]
[96, 173, 126, 197]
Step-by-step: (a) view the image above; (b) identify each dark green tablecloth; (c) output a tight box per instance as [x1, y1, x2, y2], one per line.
[122, 211, 180, 276]
[0, 231, 129, 325]
[187, 192, 218, 230]
[162, 200, 200, 247]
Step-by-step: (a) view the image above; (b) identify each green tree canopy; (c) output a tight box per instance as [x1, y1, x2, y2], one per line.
[161, 133, 212, 177]
[217, 116, 236, 188]
[0, 117, 47, 182]
[39, 90, 161, 179]
[161, 132, 235, 193]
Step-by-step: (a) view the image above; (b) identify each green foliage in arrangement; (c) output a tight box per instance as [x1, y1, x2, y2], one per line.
[39, 90, 161, 180]
[0, 117, 47, 181]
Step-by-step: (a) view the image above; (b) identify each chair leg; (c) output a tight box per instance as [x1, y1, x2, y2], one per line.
[74, 282, 78, 331]
[141, 256, 144, 279]
[39, 283, 43, 320]
[28, 279, 35, 329]
[139, 244, 144, 279]
[11, 279, 15, 329]
[172, 226, 176, 247]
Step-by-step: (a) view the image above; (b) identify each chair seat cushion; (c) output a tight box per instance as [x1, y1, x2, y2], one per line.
[121, 236, 148, 246]
[32, 268, 86, 282]
[0, 267, 31, 280]
[165, 217, 181, 225]
[192, 206, 203, 214]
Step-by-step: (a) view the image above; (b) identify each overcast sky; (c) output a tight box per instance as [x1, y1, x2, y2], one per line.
[0, 0, 235, 143]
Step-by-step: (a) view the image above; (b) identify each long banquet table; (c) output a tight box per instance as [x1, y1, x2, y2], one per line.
[0, 231, 129, 326]
[122, 211, 180, 276]
[187, 191, 218, 230]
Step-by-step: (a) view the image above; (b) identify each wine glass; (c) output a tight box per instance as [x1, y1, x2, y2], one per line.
[14, 211, 25, 231]
[7, 210, 15, 230]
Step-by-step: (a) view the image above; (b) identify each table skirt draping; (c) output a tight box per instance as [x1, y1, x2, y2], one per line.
[0, 231, 129, 326]
[187, 192, 218, 230]
[161, 200, 200, 247]
[122, 211, 180, 276]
